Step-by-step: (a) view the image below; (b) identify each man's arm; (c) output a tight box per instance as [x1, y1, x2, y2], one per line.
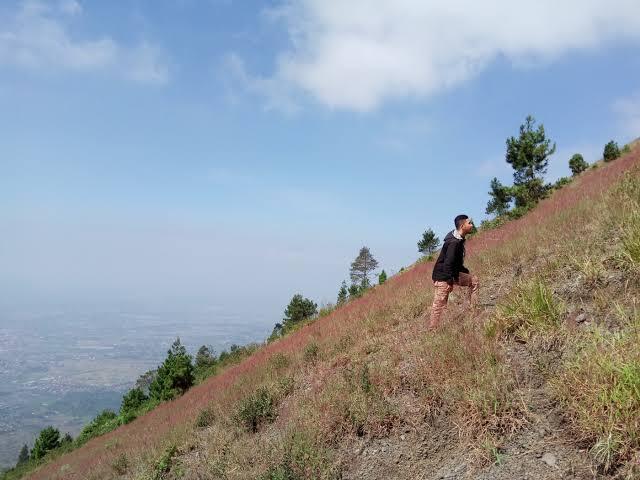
[441, 241, 459, 283]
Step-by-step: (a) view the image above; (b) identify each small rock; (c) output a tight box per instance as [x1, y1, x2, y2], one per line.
[575, 313, 587, 324]
[541, 452, 557, 467]
[400, 434, 406, 441]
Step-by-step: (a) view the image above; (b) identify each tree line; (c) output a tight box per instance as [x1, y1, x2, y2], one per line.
[484, 115, 629, 228]
[4, 339, 257, 477]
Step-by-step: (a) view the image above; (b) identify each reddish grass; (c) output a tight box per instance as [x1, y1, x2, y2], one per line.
[27, 148, 640, 480]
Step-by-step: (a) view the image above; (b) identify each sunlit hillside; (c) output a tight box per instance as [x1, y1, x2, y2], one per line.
[15, 144, 640, 479]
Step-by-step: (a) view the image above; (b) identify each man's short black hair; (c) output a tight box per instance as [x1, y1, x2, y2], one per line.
[454, 214, 469, 229]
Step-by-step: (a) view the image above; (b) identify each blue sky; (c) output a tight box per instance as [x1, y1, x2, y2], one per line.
[2, 0, 640, 329]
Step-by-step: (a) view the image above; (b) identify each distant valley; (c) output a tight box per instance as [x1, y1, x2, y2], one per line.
[0, 308, 270, 469]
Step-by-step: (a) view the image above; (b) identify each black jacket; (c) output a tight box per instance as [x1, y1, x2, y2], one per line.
[432, 231, 469, 283]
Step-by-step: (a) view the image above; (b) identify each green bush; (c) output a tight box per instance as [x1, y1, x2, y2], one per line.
[235, 387, 277, 433]
[553, 176, 571, 190]
[76, 410, 119, 445]
[260, 429, 336, 480]
[112, 453, 129, 475]
[152, 445, 177, 480]
[31, 426, 60, 460]
[270, 352, 290, 370]
[494, 279, 564, 339]
[195, 408, 216, 428]
[603, 140, 620, 162]
[120, 388, 148, 416]
[303, 342, 319, 364]
[553, 312, 640, 472]
[569, 153, 588, 176]
[149, 338, 194, 402]
[318, 304, 335, 318]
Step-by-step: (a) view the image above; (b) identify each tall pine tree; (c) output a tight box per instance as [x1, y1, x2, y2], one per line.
[31, 426, 60, 460]
[149, 338, 194, 401]
[336, 281, 348, 305]
[505, 115, 555, 207]
[17, 444, 29, 466]
[417, 229, 440, 256]
[350, 246, 379, 288]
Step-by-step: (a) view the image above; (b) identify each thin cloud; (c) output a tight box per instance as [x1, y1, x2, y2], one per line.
[59, 0, 82, 16]
[613, 91, 640, 140]
[0, 0, 169, 85]
[223, 52, 299, 113]
[237, 0, 640, 112]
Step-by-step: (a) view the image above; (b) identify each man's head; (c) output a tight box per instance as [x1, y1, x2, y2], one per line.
[454, 214, 474, 237]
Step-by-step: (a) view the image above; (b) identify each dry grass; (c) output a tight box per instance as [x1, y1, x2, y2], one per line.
[552, 305, 640, 472]
[21, 146, 640, 480]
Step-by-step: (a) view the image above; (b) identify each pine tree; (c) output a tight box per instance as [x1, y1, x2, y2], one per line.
[282, 294, 317, 328]
[568, 153, 588, 176]
[60, 433, 73, 446]
[350, 246, 379, 288]
[417, 229, 440, 256]
[17, 444, 29, 466]
[149, 338, 195, 401]
[195, 345, 217, 371]
[31, 426, 60, 460]
[336, 281, 348, 305]
[120, 387, 148, 415]
[348, 283, 361, 299]
[603, 140, 620, 162]
[505, 115, 555, 206]
[485, 178, 512, 216]
[378, 270, 387, 285]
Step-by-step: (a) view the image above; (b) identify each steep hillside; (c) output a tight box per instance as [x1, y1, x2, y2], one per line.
[23, 147, 640, 480]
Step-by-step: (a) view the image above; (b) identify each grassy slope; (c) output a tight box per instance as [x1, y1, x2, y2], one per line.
[26, 147, 640, 480]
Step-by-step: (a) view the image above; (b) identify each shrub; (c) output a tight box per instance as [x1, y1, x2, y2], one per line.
[493, 279, 564, 339]
[378, 270, 387, 285]
[112, 453, 129, 475]
[603, 140, 620, 162]
[16, 445, 29, 466]
[270, 352, 290, 370]
[336, 281, 348, 305]
[120, 387, 148, 416]
[195, 408, 216, 429]
[31, 426, 61, 460]
[553, 176, 571, 190]
[76, 410, 119, 445]
[552, 312, 640, 472]
[152, 444, 177, 480]
[303, 342, 319, 364]
[235, 386, 277, 433]
[318, 304, 335, 318]
[569, 153, 588, 176]
[260, 429, 336, 480]
[149, 338, 195, 402]
[194, 345, 217, 381]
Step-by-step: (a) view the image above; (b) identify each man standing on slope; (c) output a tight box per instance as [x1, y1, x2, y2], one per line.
[428, 214, 479, 329]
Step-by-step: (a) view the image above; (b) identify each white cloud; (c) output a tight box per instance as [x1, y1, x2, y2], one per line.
[242, 0, 640, 111]
[223, 52, 298, 113]
[613, 91, 640, 139]
[0, 1, 169, 85]
[59, 0, 82, 16]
